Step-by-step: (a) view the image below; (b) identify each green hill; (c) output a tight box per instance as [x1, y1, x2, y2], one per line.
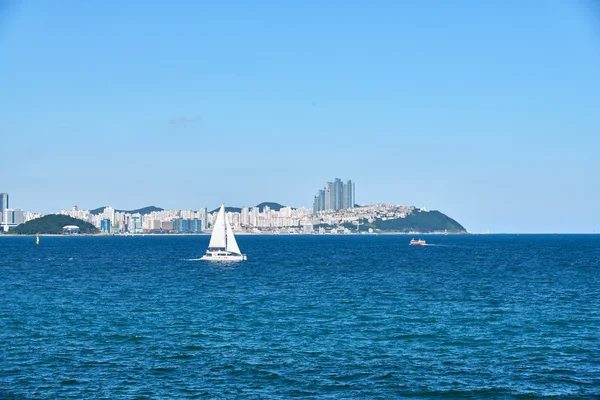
[375, 210, 467, 233]
[8, 215, 99, 235]
[255, 202, 288, 212]
[372, 210, 466, 233]
[339, 210, 466, 233]
[90, 206, 163, 215]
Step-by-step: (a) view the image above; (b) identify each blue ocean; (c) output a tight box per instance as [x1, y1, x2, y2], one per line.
[1, 234, 599, 398]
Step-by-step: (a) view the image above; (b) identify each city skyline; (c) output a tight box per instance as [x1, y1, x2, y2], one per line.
[2, 186, 600, 233]
[0, 188, 449, 234]
[5, 198, 452, 235]
[1, 2, 598, 233]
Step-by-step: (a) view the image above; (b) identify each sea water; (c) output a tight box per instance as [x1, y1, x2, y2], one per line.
[1, 234, 599, 398]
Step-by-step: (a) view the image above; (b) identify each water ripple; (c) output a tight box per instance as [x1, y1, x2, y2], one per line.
[1, 234, 599, 398]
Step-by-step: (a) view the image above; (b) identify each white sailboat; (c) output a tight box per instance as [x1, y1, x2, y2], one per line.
[200, 204, 247, 261]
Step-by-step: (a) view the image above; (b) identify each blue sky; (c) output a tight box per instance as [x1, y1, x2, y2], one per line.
[1, 0, 599, 233]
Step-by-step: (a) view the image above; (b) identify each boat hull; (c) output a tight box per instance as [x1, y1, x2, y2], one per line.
[200, 250, 247, 262]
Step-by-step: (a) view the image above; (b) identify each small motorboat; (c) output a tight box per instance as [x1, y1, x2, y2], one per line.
[410, 238, 426, 246]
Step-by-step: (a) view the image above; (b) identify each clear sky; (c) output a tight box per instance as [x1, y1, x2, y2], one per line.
[1, 0, 599, 233]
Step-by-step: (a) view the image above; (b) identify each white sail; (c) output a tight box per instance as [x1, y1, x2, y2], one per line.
[200, 203, 246, 261]
[225, 213, 241, 255]
[208, 205, 226, 249]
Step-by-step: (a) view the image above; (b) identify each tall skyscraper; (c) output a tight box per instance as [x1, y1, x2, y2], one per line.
[343, 184, 348, 208]
[343, 180, 355, 209]
[0, 193, 8, 222]
[318, 190, 325, 211]
[313, 189, 326, 213]
[324, 184, 332, 211]
[332, 178, 343, 210]
[0, 193, 8, 213]
[312, 179, 356, 213]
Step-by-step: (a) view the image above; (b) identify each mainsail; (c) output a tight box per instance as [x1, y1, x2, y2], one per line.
[208, 205, 226, 248]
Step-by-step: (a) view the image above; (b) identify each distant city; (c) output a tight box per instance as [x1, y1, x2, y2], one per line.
[0, 179, 431, 234]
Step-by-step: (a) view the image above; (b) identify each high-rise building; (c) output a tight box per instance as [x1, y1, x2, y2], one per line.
[333, 178, 343, 210]
[343, 180, 355, 209]
[313, 189, 325, 213]
[2, 209, 24, 226]
[342, 184, 348, 209]
[173, 218, 189, 232]
[241, 207, 250, 226]
[100, 219, 111, 233]
[103, 207, 116, 224]
[250, 207, 259, 226]
[197, 208, 207, 231]
[324, 183, 332, 210]
[189, 219, 202, 232]
[312, 179, 355, 213]
[129, 214, 143, 233]
[0, 193, 8, 223]
[180, 209, 196, 219]
[0, 193, 8, 211]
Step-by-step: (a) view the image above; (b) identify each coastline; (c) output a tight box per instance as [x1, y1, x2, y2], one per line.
[0, 232, 468, 237]
[2, 232, 598, 237]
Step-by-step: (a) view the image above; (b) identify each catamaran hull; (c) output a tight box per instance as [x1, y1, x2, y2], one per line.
[200, 252, 247, 262]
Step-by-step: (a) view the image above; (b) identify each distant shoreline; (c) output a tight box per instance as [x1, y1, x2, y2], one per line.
[1, 232, 597, 237]
[1, 232, 463, 237]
